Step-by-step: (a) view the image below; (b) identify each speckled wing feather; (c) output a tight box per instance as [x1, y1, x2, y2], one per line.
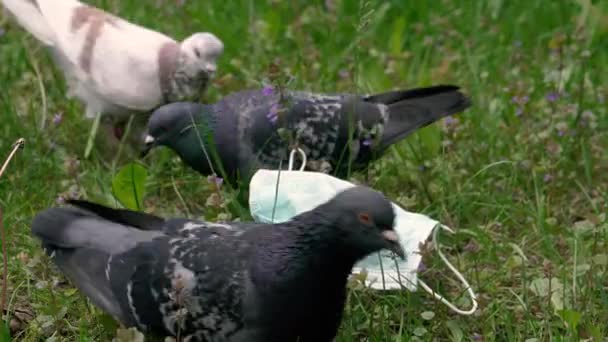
[107, 222, 249, 340]
[213, 89, 389, 175]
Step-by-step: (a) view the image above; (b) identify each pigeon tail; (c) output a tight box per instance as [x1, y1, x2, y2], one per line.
[367, 85, 472, 148]
[1, 0, 56, 45]
[31, 207, 129, 324]
[67, 199, 166, 231]
[32, 205, 163, 255]
[32, 206, 97, 248]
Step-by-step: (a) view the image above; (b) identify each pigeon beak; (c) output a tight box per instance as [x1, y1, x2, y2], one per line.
[140, 134, 156, 157]
[381, 230, 405, 260]
[204, 63, 217, 75]
[144, 134, 155, 145]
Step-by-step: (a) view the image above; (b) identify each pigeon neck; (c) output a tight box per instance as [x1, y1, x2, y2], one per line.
[172, 109, 219, 175]
[167, 53, 209, 101]
[280, 211, 364, 278]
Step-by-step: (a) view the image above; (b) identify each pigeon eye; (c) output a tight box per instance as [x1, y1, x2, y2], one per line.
[194, 49, 201, 58]
[358, 212, 373, 225]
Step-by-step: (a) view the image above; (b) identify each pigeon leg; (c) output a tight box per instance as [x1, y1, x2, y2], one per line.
[84, 109, 102, 159]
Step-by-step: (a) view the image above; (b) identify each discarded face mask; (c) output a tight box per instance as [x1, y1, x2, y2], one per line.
[248, 149, 478, 315]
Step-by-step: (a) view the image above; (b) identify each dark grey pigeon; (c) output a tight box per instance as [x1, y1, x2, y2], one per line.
[141, 85, 472, 183]
[31, 186, 404, 342]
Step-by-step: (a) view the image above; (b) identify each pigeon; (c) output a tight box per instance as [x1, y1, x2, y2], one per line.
[1, 0, 223, 148]
[31, 186, 404, 341]
[141, 85, 472, 184]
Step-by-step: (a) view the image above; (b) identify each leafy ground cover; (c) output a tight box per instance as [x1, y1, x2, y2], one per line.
[0, 0, 607, 340]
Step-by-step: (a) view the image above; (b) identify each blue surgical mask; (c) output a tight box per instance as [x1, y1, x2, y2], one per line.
[248, 149, 478, 315]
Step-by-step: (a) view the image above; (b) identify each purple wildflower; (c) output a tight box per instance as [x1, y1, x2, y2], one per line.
[472, 333, 483, 341]
[463, 240, 480, 253]
[207, 175, 223, 187]
[512, 95, 529, 105]
[362, 138, 372, 146]
[515, 107, 523, 117]
[266, 103, 279, 124]
[338, 69, 350, 79]
[417, 262, 427, 272]
[262, 85, 274, 96]
[56, 196, 65, 204]
[443, 116, 456, 126]
[53, 112, 63, 125]
[581, 110, 594, 120]
[546, 91, 559, 102]
[557, 129, 565, 137]
[543, 174, 553, 183]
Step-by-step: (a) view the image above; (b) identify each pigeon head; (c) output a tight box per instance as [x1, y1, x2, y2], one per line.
[180, 32, 224, 77]
[320, 186, 404, 260]
[142, 102, 211, 162]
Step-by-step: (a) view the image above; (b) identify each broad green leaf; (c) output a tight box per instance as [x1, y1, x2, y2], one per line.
[445, 320, 463, 342]
[593, 254, 608, 265]
[558, 309, 582, 330]
[420, 311, 435, 320]
[413, 326, 427, 337]
[0, 321, 10, 342]
[111, 163, 148, 211]
[528, 276, 566, 312]
[505, 254, 524, 270]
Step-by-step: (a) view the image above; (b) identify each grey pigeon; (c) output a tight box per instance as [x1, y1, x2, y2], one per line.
[31, 186, 404, 341]
[141, 85, 471, 183]
[1, 0, 223, 147]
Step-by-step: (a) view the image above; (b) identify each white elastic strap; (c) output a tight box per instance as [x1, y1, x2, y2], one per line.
[288, 148, 307, 171]
[417, 224, 478, 315]
[270, 148, 307, 222]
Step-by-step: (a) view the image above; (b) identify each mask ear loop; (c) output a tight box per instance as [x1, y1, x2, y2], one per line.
[270, 148, 307, 222]
[288, 148, 307, 171]
[417, 224, 479, 315]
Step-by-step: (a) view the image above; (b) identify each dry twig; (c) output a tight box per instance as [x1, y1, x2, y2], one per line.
[0, 138, 26, 318]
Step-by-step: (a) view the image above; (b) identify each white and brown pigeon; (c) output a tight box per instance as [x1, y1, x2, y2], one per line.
[32, 186, 405, 341]
[1, 0, 223, 151]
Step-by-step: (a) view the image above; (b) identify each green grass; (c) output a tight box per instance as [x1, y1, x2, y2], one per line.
[1, 0, 607, 340]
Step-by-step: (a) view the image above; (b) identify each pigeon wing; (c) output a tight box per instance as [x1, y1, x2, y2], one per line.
[235, 90, 345, 170]
[36, 0, 176, 110]
[31, 206, 166, 326]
